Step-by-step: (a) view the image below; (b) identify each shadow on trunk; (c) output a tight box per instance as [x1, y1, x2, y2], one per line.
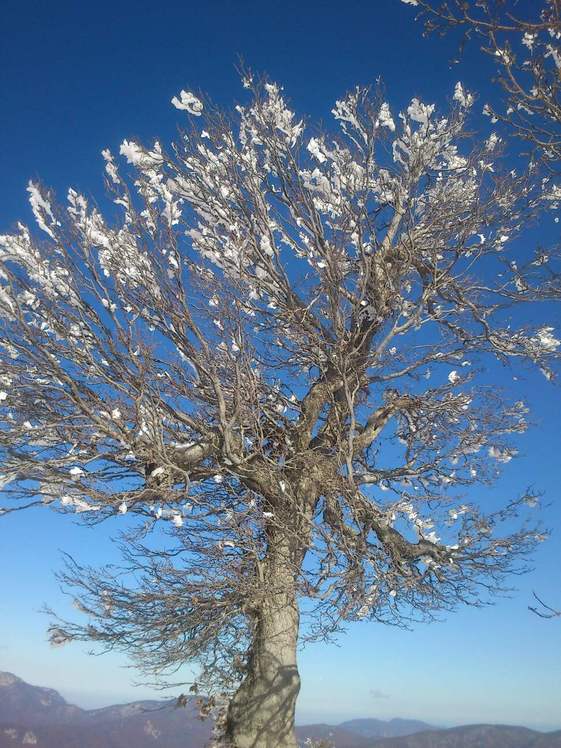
[223, 562, 300, 748]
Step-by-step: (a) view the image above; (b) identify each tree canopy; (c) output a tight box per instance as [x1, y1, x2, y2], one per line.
[0, 75, 558, 746]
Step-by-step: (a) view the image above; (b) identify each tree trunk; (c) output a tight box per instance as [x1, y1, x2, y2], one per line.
[224, 536, 300, 748]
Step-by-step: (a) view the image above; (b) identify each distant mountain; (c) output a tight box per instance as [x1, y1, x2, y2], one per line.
[0, 672, 211, 747]
[1, 671, 559, 748]
[294, 719, 435, 747]
[0, 672, 83, 726]
[340, 718, 435, 739]
[367, 725, 561, 748]
[295, 723, 372, 747]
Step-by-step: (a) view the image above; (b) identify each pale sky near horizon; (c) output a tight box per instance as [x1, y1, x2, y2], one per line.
[0, 0, 560, 731]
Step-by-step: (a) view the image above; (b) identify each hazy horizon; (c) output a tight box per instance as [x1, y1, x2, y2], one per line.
[1, 666, 560, 733]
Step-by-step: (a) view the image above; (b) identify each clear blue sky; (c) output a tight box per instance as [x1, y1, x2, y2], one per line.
[1, 0, 560, 731]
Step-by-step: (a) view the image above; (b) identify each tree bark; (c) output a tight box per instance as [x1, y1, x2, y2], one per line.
[224, 535, 300, 748]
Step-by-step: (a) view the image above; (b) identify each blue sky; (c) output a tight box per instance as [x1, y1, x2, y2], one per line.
[1, 0, 560, 731]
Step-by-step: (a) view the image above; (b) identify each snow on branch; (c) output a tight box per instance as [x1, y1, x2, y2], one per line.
[0, 75, 557, 695]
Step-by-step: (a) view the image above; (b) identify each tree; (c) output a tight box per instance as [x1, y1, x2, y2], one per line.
[0, 77, 557, 747]
[401, 0, 561, 166]
[402, 0, 561, 620]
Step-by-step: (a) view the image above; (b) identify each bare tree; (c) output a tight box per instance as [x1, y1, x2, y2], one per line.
[402, 0, 561, 619]
[401, 0, 561, 166]
[0, 77, 557, 747]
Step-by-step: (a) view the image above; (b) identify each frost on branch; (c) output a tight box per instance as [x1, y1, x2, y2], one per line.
[408, 0, 561, 167]
[171, 90, 204, 116]
[0, 78, 556, 707]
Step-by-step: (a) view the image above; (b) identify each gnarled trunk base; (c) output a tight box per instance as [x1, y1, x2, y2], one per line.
[224, 650, 300, 748]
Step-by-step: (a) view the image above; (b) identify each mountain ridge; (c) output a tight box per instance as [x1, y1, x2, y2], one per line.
[1, 671, 558, 748]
